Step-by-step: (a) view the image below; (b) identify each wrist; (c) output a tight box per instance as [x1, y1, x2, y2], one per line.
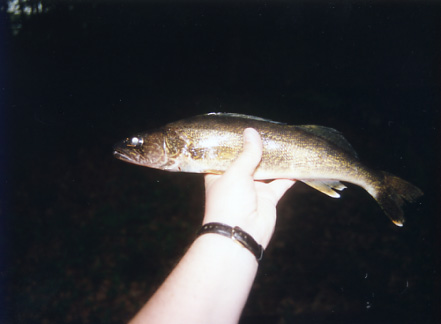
[193, 231, 259, 271]
[202, 213, 275, 250]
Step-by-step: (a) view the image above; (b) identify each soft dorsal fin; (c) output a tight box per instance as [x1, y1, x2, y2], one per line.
[296, 125, 358, 158]
[205, 112, 286, 125]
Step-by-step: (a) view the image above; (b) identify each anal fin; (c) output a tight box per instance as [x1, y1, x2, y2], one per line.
[302, 180, 347, 198]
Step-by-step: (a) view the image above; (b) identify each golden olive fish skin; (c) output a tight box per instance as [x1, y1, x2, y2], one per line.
[113, 113, 423, 226]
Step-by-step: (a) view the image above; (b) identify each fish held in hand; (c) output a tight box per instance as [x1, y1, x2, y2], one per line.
[113, 113, 423, 226]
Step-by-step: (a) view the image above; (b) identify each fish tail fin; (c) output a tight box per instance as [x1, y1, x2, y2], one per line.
[375, 171, 423, 226]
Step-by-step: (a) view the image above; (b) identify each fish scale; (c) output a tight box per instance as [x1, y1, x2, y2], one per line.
[114, 113, 423, 226]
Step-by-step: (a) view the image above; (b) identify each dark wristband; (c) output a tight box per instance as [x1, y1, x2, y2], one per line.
[197, 222, 264, 262]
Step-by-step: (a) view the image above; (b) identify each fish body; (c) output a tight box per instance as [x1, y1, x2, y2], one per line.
[113, 113, 423, 226]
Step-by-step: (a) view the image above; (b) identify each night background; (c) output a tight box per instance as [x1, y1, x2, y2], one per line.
[1, 1, 440, 323]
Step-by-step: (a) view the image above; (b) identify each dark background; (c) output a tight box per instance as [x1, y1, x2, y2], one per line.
[1, 1, 440, 323]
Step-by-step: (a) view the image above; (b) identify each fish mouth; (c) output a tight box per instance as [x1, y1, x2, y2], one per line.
[113, 150, 137, 163]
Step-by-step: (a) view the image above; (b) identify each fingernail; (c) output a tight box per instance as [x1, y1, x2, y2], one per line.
[243, 128, 255, 141]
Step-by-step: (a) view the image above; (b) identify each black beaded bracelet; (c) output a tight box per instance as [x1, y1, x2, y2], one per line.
[197, 222, 264, 262]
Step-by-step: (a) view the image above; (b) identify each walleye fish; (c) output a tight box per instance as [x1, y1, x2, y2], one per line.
[113, 113, 423, 226]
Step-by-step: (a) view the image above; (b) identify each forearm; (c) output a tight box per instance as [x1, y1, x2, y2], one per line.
[129, 233, 258, 324]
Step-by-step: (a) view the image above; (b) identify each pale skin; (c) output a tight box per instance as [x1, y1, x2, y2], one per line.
[129, 128, 296, 324]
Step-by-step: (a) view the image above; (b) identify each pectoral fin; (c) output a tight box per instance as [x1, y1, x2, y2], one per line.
[302, 180, 347, 198]
[204, 169, 224, 175]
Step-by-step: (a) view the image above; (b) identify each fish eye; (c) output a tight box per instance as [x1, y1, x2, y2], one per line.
[128, 137, 143, 148]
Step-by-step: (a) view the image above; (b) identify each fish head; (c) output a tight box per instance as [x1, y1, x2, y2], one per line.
[113, 128, 188, 171]
[113, 130, 170, 169]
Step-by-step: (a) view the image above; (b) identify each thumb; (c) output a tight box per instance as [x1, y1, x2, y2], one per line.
[227, 128, 263, 177]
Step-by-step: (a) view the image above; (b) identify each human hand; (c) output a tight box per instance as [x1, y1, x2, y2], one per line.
[203, 128, 296, 249]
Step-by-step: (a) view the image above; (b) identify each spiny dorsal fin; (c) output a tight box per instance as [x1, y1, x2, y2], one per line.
[297, 125, 358, 158]
[205, 113, 357, 158]
[205, 112, 286, 125]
